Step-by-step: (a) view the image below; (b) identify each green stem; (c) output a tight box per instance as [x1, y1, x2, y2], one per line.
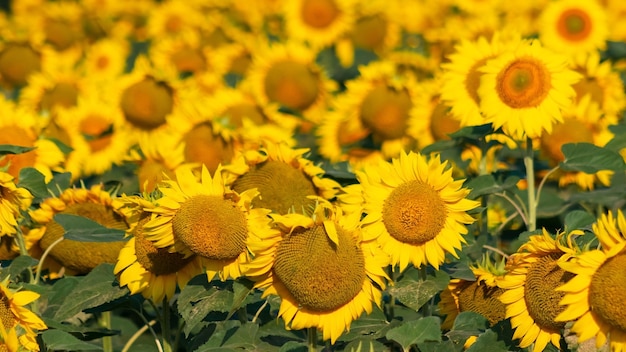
[99, 311, 113, 352]
[307, 327, 317, 352]
[13, 226, 34, 284]
[161, 298, 172, 352]
[34, 236, 65, 285]
[524, 138, 537, 232]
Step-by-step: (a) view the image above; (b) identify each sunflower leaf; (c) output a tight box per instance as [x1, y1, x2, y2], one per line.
[466, 175, 519, 199]
[41, 330, 103, 351]
[188, 321, 258, 352]
[559, 142, 626, 173]
[389, 269, 450, 312]
[0, 144, 36, 155]
[178, 276, 234, 337]
[17, 167, 48, 199]
[385, 316, 442, 350]
[53, 214, 127, 242]
[564, 210, 595, 232]
[465, 329, 508, 352]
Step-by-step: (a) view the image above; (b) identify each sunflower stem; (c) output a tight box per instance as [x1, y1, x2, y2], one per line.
[524, 138, 537, 232]
[161, 298, 173, 352]
[307, 327, 317, 352]
[121, 319, 158, 352]
[13, 226, 34, 284]
[34, 236, 65, 285]
[99, 311, 113, 352]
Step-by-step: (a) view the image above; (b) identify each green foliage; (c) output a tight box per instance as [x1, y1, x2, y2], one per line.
[0, 144, 36, 155]
[41, 329, 103, 351]
[385, 316, 442, 351]
[560, 143, 626, 173]
[53, 214, 127, 242]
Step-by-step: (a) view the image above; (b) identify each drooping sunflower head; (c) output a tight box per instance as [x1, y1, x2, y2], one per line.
[142, 164, 277, 281]
[497, 229, 581, 352]
[223, 141, 341, 216]
[478, 38, 581, 140]
[28, 185, 129, 275]
[247, 202, 389, 343]
[358, 150, 479, 271]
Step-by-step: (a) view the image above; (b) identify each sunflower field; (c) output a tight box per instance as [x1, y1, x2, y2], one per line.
[2, 0, 626, 351]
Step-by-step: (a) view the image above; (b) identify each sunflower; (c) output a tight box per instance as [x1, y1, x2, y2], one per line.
[18, 65, 90, 115]
[0, 277, 47, 351]
[222, 141, 341, 216]
[0, 172, 33, 237]
[146, 0, 204, 39]
[28, 184, 129, 275]
[497, 229, 581, 352]
[130, 133, 186, 193]
[539, 0, 608, 56]
[142, 164, 278, 281]
[0, 97, 64, 182]
[556, 210, 626, 352]
[244, 202, 389, 344]
[357, 150, 479, 271]
[149, 30, 215, 78]
[347, 0, 400, 56]
[478, 38, 581, 140]
[245, 40, 337, 124]
[283, 0, 355, 49]
[79, 38, 129, 82]
[54, 96, 136, 180]
[0, 40, 42, 89]
[114, 195, 203, 303]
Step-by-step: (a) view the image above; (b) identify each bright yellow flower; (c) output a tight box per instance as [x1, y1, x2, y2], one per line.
[0, 278, 47, 352]
[0, 172, 32, 237]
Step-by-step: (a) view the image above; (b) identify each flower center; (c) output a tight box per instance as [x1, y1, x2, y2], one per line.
[351, 15, 387, 51]
[0, 44, 41, 87]
[40, 82, 79, 112]
[456, 281, 506, 326]
[540, 117, 593, 163]
[80, 115, 114, 153]
[273, 224, 365, 311]
[120, 77, 173, 130]
[430, 101, 461, 141]
[524, 253, 573, 331]
[134, 214, 194, 275]
[301, 0, 340, 29]
[496, 57, 551, 109]
[44, 19, 76, 51]
[556, 8, 592, 42]
[589, 252, 626, 332]
[183, 123, 233, 174]
[360, 85, 412, 141]
[40, 202, 129, 274]
[382, 180, 447, 245]
[171, 47, 206, 74]
[0, 126, 37, 180]
[264, 60, 320, 111]
[165, 15, 183, 34]
[222, 103, 267, 127]
[172, 195, 248, 260]
[231, 160, 317, 215]
[0, 292, 15, 331]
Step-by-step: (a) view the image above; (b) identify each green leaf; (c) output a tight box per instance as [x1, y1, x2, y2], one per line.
[385, 316, 442, 351]
[421, 140, 458, 155]
[452, 312, 489, 332]
[564, 210, 595, 232]
[604, 124, 626, 152]
[47, 172, 72, 193]
[338, 307, 397, 341]
[41, 277, 81, 319]
[534, 187, 569, 218]
[559, 143, 626, 173]
[465, 330, 508, 352]
[41, 329, 102, 351]
[448, 124, 493, 140]
[191, 321, 258, 351]
[390, 271, 450, 312]
[229, 278, 254, 317]
[1, 255, 38, 282]
[53, 264, 129, 321]
[178, 276, 234, 336]
[53, 214, 127, 242]
[0, 144, 36, 155]
[416, 340, 457, 352]
[466, 175, 519, 199]
[42, 318, 119, 340]
[278, 341, 307, 352]
[17, 167, 48, 199]
[343, 338, 388, 352]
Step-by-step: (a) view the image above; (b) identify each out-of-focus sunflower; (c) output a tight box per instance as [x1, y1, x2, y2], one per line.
[478, 39, 581, 140]
[556, 210, 626, 352]
[142, 164, 278, 281]
[19, 68, 89, 116]
[129, 133, 186, 193]
[223, 141, 340, 215]
[80, 38, 129, 83]
[146, 0, 204, 39]
[0, 39, 43, 89]
[346, 0, 399, 57]
[0, 97, 64, 182]
[28, 185, 129, 275]
[245, 40, 336, 124]
[497, 230, 581, 352]
[283, 0, 355, 49]
[539, 0, 608, 56]
[55, 96, 135, 180]
[0, 172, 32, 237]
[357, 151, 479, 271]
[26, 1, 85, 62]
[149, 31, 215, 78]
[114, 195, 203, 303]
[244, 203, 389, 344]
[606, 0, 626, 41]
[386, 50, 439, 82]
[0, 277, 47, 351]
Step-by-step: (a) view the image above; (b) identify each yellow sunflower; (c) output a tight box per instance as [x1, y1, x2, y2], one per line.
[114, 195, 203, 303]
[0, 277, 47, 352]
[539, 0, 608, 56]
[283, 0, 355, 49]
[222, 141, 341, 216]
[149, 30, 215, 78]
[18, 66, 90, 115]
[0, 97, 64, 182]
[244, 202, 389, 344]
[146, 0, 204, 39]
[245, 40, 337, 124]
[142, 164, 278, 281]
[0, 39, 42, 89]
[129, 133, 186, 193]
[478, 39, 581, 140]
[28, 184, 129, 275]
[497, 229, 581, 352]
[347, 0, 400, 57]
[357, 150, 479, 271]
[79, 38, 129, 83]
[0, 172, 32, 237]
[556, 210, 626, 352]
